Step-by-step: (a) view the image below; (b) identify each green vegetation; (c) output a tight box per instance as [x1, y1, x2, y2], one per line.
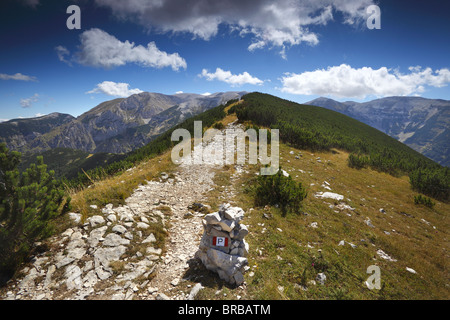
[254, 167, 307, 215]
[212, 122, 225, 130]
[0, 144, 71, 282]
[19, 148, 124, 180]
[235, 92, 449, 202]
[413, 194, 435, 208]
[409, 167, 449, 201]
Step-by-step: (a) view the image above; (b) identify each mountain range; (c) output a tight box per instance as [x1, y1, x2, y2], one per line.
[1, 92, 448, 169]
[0, 91, 247, 155]
[306, 96, 450, 167]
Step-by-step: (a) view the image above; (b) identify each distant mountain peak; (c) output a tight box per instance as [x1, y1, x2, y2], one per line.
[1, 91, 247, 155]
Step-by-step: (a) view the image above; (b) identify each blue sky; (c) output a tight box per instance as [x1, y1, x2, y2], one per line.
[0, 0, 449, 121]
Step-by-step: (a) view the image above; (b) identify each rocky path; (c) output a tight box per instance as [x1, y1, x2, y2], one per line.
[0, 121, 244, 300]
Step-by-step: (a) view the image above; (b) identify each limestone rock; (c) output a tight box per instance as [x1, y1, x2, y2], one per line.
[68, 212, 81, 224]
[142, 233, 157, 244]
[103, 233, 130, 247]
[196, 203, 249, 285]
[316, 273, 326, 285]
[88, 215, 105, 227]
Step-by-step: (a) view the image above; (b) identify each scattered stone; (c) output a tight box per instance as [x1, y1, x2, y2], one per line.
[103, 233, 130, 247]
[88, 215, 105, 227]
[62, 228, 74, 238]
[156, 293, 171, 300]
[314, 192, 344, 201]
[406, 267, 417, 274]
[68, 212, 82, 224]
[307, 280, 316, 286]
[65, 265, 82, 290]
[142, 233, 157, 244]
[376, 249, 397, 262]
[262, 213, 272, 220]
[365, 217, 375, 228]
[136, 222, 150, 229]
[160, 172, 169, 180]
[148, 287, 158, 294]
[88, 226, 108, 247]
[335, 203, 355, 211]
[316, 273, 326, 285]
[107, 214, 117, 223]
[111, 225, 127, 235]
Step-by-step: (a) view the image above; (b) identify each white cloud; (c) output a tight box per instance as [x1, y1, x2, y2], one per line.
[55, 45, 72, 66]
[280, 64, 450, 99]
[175, 91, 184, 94]
[20, 93, 39, 108]
[93, 0, 374, 57]
[87, 81, 144, 97]
[0, 73, 37, 82]
[201, 92, 212, 96]
[199, 68, 263, 86]
[76, 28, 187, 70]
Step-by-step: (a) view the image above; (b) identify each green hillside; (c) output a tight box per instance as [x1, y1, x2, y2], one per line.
[232, 93, 449, 201]
[62, 92, 448, 202]
[19, 148, 124, 180]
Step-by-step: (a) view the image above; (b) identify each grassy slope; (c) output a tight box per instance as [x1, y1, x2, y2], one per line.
[67, 99, 449, 300]
[196, 107, 449, 300]
[214, 144, 449, 300]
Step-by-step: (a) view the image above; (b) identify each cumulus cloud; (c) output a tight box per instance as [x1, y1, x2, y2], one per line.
[75, 28, 187, 70]
[87, 81, 144, 97]
[0, 73, 37, 81]
[199, 68, 263, 86]
[94, 0, 374, 57]
[280, 64, 450, 99]
[20, 93, 39, 108]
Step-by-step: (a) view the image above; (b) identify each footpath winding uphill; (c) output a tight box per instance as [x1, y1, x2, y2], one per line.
[0, 121, 245, 300]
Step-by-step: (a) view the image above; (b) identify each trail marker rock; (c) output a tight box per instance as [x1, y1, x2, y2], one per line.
[196, 203, 249, 285]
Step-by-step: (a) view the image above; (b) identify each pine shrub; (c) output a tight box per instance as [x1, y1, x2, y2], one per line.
[413, 194, 435, 208]
[254, 167, 307, 216]
[0, 144, 71, 283]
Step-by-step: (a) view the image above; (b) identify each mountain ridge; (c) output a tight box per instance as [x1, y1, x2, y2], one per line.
[0, 91, 247, 155]
[305, 96, 450, 166]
